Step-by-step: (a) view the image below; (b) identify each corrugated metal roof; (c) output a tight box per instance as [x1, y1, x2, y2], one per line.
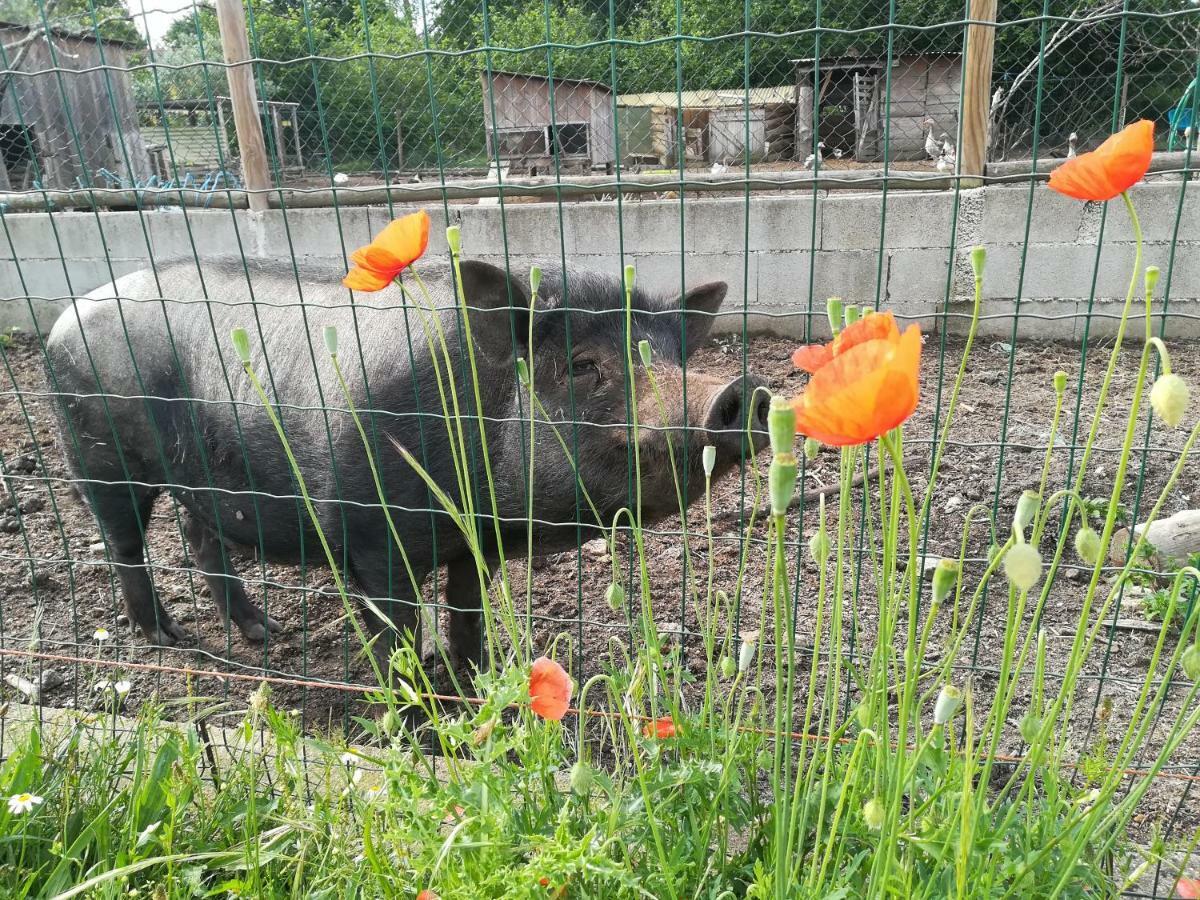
[616, 87, 794, 108]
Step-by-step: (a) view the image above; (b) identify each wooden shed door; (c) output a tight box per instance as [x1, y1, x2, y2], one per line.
[853, 72, 881, 160]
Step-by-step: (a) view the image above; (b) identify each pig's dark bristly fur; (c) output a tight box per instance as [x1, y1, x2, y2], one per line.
[45, 256, 768, 669]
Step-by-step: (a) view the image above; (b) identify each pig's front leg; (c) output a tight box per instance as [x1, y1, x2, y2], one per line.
[446, 554, 497, 670]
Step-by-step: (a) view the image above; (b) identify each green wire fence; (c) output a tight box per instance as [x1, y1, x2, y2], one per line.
[0, 0, 1198, 894]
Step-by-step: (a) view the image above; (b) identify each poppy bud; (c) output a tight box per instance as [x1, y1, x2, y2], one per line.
[808, 527, 830, 565]
[1013, 490, 1041, 533]
[863, 798, 885, 831]
[604, 582, 625, 612]
[516, 357, 530, 386]
[932, 559, 959, 605]
[379, 708, 401, 736]
[826, 297, 844, 335]
[323, 325, 338, 357]
[1145, 265, 1160, 299]
[970, 245, 987, 281]
[445, 224, 461, 255]
[1074, 527, 1102, 566]
[529, 265, 542, 297]
[702, 445, 716, 478]
[768, 397, 796, 457]
[1019, 712, 1041, 745]
[854, 701, 871, 729]
[638, 339, 652, 368]
[933, 684, 963, 725]
[738, 630, 758, 673]
[569, 759, 593, 796]
[1183, 644, 1200, 682]
[230, 327, 251, 365]
[769, 455, 797, 518]
[1053, 370, 1068, 396]
[715, 589, 728, 608]
[1150, 373, 1190, 428]
[844, 304, 861, 326]
[1004, 543, 1043, 593]
[623, 264, 635, 293]
[803, 437, 820, 461]
[719, 655, 736, 678]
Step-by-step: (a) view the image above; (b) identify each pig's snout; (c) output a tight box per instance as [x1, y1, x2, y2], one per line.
[703, 374, 770, 453]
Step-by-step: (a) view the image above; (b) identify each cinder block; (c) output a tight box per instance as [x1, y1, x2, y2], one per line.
[821, 191, 955, 251]
[148, 208, 254, 260]
[979, 186, 1084, 245]
[1100, 182, 1200, 244]
[253, 206, 371, 264]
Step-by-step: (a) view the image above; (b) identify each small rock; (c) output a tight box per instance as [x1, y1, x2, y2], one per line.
[0, 516, 19, 533]
[10, 454, 37, 474]
[29, 571, 52, 590]
[116, 613, 129, 627]
[18, 496, 44, 514]
[89, 541, 106, 554]
[39, 669, 65, 691]
[943, 495, 964, 513]
[582, 537, 609, 558]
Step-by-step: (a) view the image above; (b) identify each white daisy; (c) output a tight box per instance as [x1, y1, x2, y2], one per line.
[93, 627, 110, 642]
[113, 680, 132, 696]
[7, 793, 43, 815]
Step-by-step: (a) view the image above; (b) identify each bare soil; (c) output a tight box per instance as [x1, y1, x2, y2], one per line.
[3, 328, 1200, 850]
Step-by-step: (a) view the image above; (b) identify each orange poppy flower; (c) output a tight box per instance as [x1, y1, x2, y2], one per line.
[342, 210, 430, 291]
[529, 656, 572, 721]
[416, 891, 438, 900]
[1178, 878, 1200, 900]
[790, 311, 921, 447]
[643, 716, 677, 739]
[1048, 119, 1154, 202]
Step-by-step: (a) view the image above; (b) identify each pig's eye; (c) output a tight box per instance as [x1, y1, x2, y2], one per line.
[572, 358, 603, 383]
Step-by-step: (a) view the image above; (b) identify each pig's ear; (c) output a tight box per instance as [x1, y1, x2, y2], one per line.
[456, 260, 531, 360]
[679, 281, 727, 357]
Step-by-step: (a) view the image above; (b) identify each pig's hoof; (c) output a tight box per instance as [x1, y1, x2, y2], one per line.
[238, 614, 283, 643]
[145, 617, 190, 647]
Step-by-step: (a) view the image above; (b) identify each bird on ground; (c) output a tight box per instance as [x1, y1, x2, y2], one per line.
[832, 147, 844, 159]
[939, 133, 955, 159]
[936, 155, 950, 173]
[710, 160, 728, 174]
[803, 141, 825, 169]
[924, 121, 940, 161]
[1067, 131, 1078, 158]
[333, 172, 349, 185]
[410, 172, 422, 184]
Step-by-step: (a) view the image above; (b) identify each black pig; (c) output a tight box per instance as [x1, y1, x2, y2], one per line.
[45, 257, 768, 668]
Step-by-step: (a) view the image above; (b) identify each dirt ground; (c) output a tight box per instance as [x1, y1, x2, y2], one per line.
[3, 327, 1200, 856]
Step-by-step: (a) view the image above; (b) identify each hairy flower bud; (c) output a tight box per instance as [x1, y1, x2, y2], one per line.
[933, 684, 963, 725]
[230, 327, 251, 365]
[826, 297, 844, 335]
[1053, 370, 1068, 396]
[808, 527, 830, 565]
[1150, 373, 1190, 428]
[738, 630, 758, 673]
[767, 397, 796, 457]
[863, 798, 885, 831]
[932, 559, 959, 605]
[623, 264, 635, 293]
[1074, 527, 1102, 566]
[1004, 542, 1043, 593]
[1013, 490, 1041, 532]
[970, 245, 987, 281]
[604, 582, 625, 612]
[323, 325, 338, 357]
[569, 759, 593, 796]
[702, 445, 716, 478]
[769, 455, 798, 518]
[803, 437, 820, 461]
[843, 305, 861, 326]
[1019, 712, 1041, 745]
[1183, 643, 1200, 682]
[638, 339, 652, 368]
[515, 357, 530, 386]
[529, 265, 542, 297]
[719, 655, 736, 679]
[445, 224, 462, 255]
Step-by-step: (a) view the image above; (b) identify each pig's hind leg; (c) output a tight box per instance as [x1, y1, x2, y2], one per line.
[182, 513, 282, 643]
[87, 483, 190, 646]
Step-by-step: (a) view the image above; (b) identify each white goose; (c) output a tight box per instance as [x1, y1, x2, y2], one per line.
[924, 121, 940, 161]
[803, 141, 826, 169]
[1067, 131, 1078, 159]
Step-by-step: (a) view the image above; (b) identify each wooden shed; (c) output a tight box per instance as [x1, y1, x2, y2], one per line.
[0, 21, 149, 190]
[794, 53, 962, 162]
[480, 71, 615, 173]
[617, 88, 795, 166]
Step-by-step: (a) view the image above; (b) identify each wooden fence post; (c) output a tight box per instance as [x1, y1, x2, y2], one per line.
[960, 0, 998, 186]
[215, 0, 271, 211]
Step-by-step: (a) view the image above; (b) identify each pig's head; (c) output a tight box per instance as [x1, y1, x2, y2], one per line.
[456, 261, 770, 539]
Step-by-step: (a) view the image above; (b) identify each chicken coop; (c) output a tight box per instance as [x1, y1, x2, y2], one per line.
[794, 53, 962, 161]
[617, 88, 795, 166]
[0, 20, 150, 190]
[480, 71, 616, 174]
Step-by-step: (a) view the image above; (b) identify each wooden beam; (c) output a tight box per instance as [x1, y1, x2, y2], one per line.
[215, 0, 271, 211]
[960, 0, 998, 186]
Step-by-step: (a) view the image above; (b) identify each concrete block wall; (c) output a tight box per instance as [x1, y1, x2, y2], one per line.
[1, 182, 1197, 339]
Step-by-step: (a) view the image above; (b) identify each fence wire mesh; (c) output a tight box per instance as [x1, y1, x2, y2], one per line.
[0, 0, 1198, 894]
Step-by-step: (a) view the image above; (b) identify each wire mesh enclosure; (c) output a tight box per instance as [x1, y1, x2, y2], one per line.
[0, 0, 1199, 895]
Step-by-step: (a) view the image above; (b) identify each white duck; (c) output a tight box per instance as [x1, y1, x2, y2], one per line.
[803, 141, 825, 169]
[1067, 131, 1078, 158]
[333, 172, 349, 185]
[710, 160, 729, 175]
